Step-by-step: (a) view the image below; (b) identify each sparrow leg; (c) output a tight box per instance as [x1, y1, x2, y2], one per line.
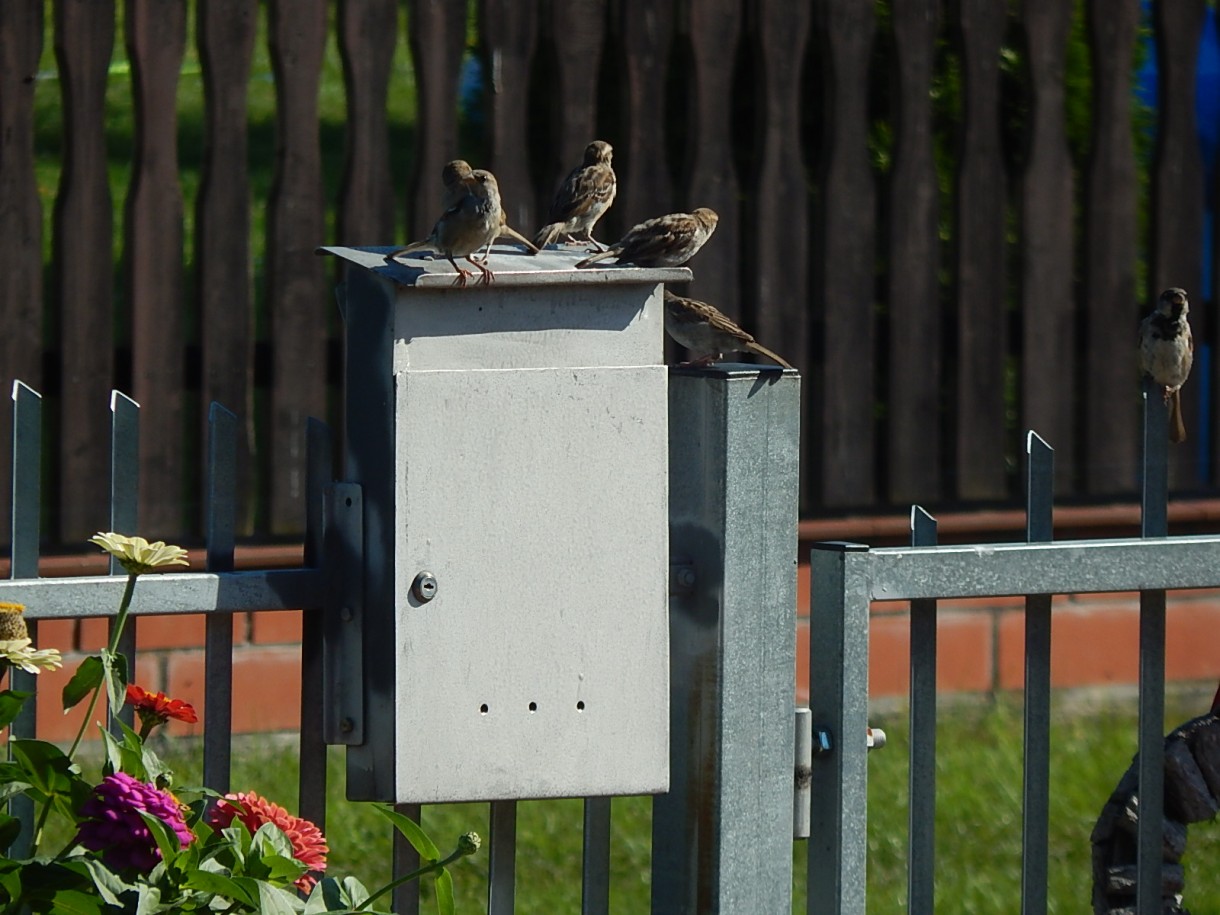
[582, 231, 607, 252]
[467, 255, 494, 286]
[446, 255, 474, 287]
[677, 354, 720, 368]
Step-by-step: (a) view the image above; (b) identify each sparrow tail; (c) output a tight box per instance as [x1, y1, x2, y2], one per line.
[746, 341, 794, 370]
[534, 223, 563, 249]
[1169, 389, 1187, 444]
[499, 224, 540, 254]
[386, 239, 432, 262]
[575, 248, 616, 268]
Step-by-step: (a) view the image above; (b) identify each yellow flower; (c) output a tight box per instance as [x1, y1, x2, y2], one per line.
[0, 638, 63, 674]
[90, 533, 189, 575]
[0, 603, 28, 641]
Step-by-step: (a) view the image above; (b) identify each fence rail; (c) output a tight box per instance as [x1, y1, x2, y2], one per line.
[2, 0, 1217, 547]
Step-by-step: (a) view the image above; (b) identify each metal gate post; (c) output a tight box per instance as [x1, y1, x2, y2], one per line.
[652, 365, 800, 914]
[807, 541, 871, 915]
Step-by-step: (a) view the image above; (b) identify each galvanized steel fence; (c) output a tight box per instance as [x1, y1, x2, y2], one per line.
[1, 372, 1209, 913]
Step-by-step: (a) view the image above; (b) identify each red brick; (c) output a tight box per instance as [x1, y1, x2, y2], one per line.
[136, 614, 208, 650]
[78, 618, 109, 651]
[1166, 597, 1220, 682]
[1049, 602, 1139, 688]
[32, 619, 75, 650]
[866, 608, 993, 697]
[250, 609, 303, 644]
[168, 646, 303, 736]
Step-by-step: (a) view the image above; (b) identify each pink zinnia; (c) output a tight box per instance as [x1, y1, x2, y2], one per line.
[208, 791, 328, 891]
[75, 772, 193, 872]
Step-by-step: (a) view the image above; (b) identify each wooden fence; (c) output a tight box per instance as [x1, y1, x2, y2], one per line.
[0, 0, 1214, 548]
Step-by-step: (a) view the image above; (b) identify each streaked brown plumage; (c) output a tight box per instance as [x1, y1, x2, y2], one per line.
[386, 169, 503, 285]
[1138, 286, 1194, 444]
[534, 140, 617, 250]
[575, 208, 719, 269]
[663, 290, 792, 369]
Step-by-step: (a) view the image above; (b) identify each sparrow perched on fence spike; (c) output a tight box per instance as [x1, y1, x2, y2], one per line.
[441, 159, 539, 258]
[575, 208, 719, 269]
[663, 290, 793, 369]
[386, 169, 504, 286]
[1138, 287, 1193, 444]
[534, 140, 617, 251]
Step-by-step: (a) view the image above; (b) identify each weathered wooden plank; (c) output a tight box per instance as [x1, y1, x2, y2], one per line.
[886, 0, 942, 505]
[748, 0, 812, 509]
[124, 0, 186, 535]
[813, 0, 877, 508]
[1019, 0, 1076, 493]
[337, 0, 398, 244]
[197, 0, 256, 534]
[53, 0, 114, 542]
[953, 0, 1008, 501]
[546, 0, 608, 213]
[405, 0, 467, 237]
[613, 0, 675, 233]
[480, 0, 539, 233]
[1150, 1, 1206, 486]
[266, 0, 328, 535]
[0, 2, 43, 545]
[1084, 0, 1140, 494]
[683, 0, 741, 317]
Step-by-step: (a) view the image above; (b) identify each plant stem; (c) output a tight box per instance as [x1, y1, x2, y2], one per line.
[66, 573, 137, 759]
[355, 847, 468, 911]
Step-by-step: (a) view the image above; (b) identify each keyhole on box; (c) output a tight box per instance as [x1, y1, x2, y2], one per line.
[479, 703, 489, 715]
[528, 701, 538, 713]
[576, 701, 585, 711]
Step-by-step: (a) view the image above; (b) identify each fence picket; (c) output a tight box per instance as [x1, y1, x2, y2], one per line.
[197, 0, 256, 534]
[203, 403, 237, 795]
[0, 3, 44, 546]
[907, 507, 937, 914]
[1084, 0, 1141, 495]
[54, 0, 115, 543]
[953, 0, 1008, 500]
[482, 0, 539, 234]
[125, 0, 186, 535]
[266, 0, 329, 536]
[545, 0, 608, 213]
[1019, 0, 1076, 496]
[813, 0, 877, 508]
[886, 0, 942, 505]
[405, 0, 467, 239]
[337, 0, 398, 246]
[109, 390, 139, 734]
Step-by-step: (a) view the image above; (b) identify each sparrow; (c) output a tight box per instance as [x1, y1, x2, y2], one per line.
[534, 140, 617, 250]
[575, 208, 719, 269]
[386, 169, 503, 285]
[442, 159, 539, 257]
[1138, 287, 1193, 443]
[663, 290, 793, 369]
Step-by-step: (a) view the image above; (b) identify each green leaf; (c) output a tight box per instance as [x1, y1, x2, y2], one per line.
[100, 726, 145, 783]
[183, 870, 258, 906]
[374, 806, 441, 860]
[61, 656, 104, 711]
[135, 809, 184, 869]
[59, 857, 133, 906]
[45, 888, 103, 915]
[0, 814, 20, 854]
[434, 868, 455, 915]
[133, 883, 162, 915]
[100, 649, 129, 721]
[254, 880, 302, 915]
[10, 739, 77, 797]
[0, 690, 31, 729]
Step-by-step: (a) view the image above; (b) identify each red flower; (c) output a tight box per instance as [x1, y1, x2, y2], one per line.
[125, 684, 198, 738]
[207, 791, 328, 892]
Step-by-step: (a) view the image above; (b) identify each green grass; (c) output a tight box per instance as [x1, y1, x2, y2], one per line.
[42, 691, 1220, 913]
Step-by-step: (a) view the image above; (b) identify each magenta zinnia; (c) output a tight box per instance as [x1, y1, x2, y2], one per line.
[75, 772, 193, 871]
[208, 791, 328, 891]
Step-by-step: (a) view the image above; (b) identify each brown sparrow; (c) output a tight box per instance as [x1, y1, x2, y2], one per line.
[534, 140, 617, 250]
[663, 290, 793, 369]
[441, 159, 539, 257]
[575, 208, 719, 268]
[1138, 287, 1193, 443]
[386, 169, 503, 285]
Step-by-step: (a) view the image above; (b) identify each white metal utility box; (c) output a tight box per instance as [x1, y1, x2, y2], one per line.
[320, 244, 685, 804]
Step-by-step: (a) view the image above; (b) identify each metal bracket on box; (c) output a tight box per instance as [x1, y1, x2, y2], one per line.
[323, 482, 365, 745]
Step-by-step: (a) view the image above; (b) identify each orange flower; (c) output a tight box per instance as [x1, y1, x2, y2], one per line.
[208, 791, 328, 892]
[125, 684, 198, 738]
